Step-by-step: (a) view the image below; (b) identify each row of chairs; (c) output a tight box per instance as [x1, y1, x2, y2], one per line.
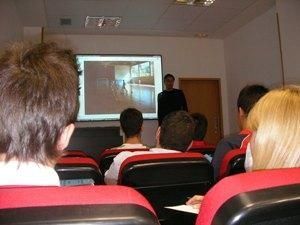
[59, 150, 213, 224]
[55, 145, 267, 224]
[1, 168, 299, 225]
[59, 143, 244, 185]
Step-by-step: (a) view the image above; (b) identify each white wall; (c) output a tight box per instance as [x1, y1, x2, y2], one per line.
[23, 27, 43, 43]
[45, 34, 228, 146]
[0, 0, 297, 147]
[224, 6, 282, 133]
[276, 0, 300, 84]
[0, 0, 23, 52]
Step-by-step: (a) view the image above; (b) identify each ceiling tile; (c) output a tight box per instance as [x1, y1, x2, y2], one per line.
[45, 0, 129, 16]
[120, 17, 158, 30]
[153, 17, 191, 31]
[124, 0, 170, 17]
[212, 0, 257, 9]
[15, 0, 46, 26]
[195, 6, 241, 23]
[161, 4, 207, 22]
[188, 19, 224, 33]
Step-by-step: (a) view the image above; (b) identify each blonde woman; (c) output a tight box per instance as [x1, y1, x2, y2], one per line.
[245, 85, 300, 171]
[187, 85, 300, 209]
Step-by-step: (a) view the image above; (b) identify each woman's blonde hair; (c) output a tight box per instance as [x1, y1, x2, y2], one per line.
[247, 85, 300, 170]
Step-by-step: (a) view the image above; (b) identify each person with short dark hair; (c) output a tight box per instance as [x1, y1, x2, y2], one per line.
[191, 113, 208, 141]
[104, 110, 195, 184]
[236, 84, 270, 130]
[158, 110, 195, 151]
[189, 113, 215, 151]
[111, 108, 147, 149]
[0, 42, 79, 186]
[157, 74, 188, 125]
[212, 84, 269, 181]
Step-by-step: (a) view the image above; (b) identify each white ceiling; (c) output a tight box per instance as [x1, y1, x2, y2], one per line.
[14, 0, 275, 38]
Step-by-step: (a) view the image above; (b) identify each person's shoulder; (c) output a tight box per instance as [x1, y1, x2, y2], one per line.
[110, 144, 126, 150]
[172, 88, 181, 92]
[114, 151, 134, 161]
[158, 91, 164, 97]
[173, 89, 184, 95]
[150, 147, 180, 153]
[115, 149, 150, 159]
[217, 133, 245, 149]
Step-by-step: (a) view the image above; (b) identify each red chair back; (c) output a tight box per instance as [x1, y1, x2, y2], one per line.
[0, 185, 159, 225]
[218, 134, 251, 180]
[196, 168, 300, 225]
[218, 148, 246, 180]
[118, 152, 213, 224]
[55, 157, 103, 185]
[63, 150, 88, 157]
[188, 140, 216, 157]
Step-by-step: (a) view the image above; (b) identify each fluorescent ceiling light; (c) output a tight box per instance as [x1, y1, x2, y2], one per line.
[85, 16, 122, 28]
[175, 0, 215, 6]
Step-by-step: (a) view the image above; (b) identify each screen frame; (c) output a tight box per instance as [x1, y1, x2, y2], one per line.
[75, 54, 164, 122]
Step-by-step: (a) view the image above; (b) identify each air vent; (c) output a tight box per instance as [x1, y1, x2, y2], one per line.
[60, 18, 72, 26]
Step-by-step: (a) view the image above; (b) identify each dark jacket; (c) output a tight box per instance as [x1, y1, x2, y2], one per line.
[157, 89, 188, 125]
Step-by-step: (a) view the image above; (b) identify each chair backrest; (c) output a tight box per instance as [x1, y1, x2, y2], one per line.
[218, 134, 251, 180]
[67, 127, 123, 160]
[63, 149, 88, 157]
[55, 157, 103, 185]
[99, 148, 150, 173]
[118, 152, 213, 223]
[218, 148, 246, 180]
[196, 168, 300, 225]
[0, 185, 159, 225]
[188, 141, 216, 157]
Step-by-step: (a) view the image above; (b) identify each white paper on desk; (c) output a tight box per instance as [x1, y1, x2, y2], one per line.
[165, 205, 199, 214]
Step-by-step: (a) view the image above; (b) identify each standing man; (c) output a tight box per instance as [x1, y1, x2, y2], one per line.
[157, 74, 188, 125]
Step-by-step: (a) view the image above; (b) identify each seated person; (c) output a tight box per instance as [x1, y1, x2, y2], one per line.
[190, 113, 215, 161]
[187, 85, 300, 209]
[0, 42, 79, 186]
[104, 110, 195, 184]
[212, 84, 268, 180]
[111, 108, 147, 149]
[190, 113, 215, 147]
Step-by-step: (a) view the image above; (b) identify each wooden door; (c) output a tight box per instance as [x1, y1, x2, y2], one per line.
[179, 78, 223, 145]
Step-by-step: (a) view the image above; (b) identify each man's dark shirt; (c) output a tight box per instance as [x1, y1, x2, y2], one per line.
[157, 89, 188, 125]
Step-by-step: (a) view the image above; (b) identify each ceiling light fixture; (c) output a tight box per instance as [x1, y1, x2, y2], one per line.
[195, 33, 208, 38]
[175, 0, 215, 6]
[85, 16, 122, 28]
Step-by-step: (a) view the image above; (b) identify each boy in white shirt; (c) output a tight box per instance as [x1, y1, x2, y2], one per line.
[111, 108, 148, 150]
[0, 42, 79, 186]
[105, 110, 195, 184]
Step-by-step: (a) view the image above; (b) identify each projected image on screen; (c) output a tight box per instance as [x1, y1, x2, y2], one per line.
[77, 55, 163, 121]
